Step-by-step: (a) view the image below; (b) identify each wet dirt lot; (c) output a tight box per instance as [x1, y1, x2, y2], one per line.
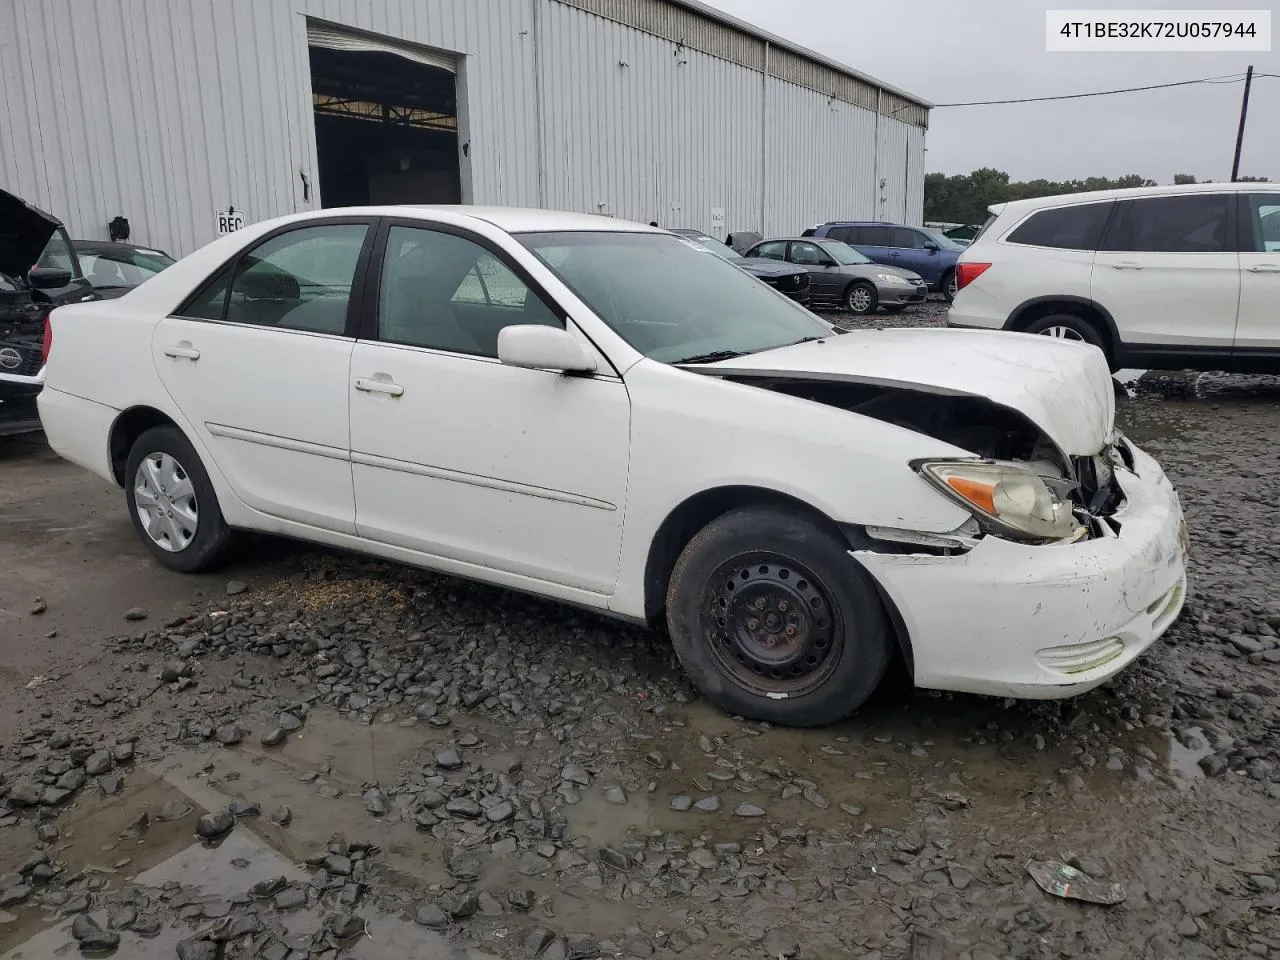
[1, 312, 1278, 959]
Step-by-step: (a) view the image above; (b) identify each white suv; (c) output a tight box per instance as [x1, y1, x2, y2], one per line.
[947, 182, 1280, 372]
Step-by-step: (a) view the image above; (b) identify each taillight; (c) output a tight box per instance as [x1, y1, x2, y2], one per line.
[955, 262, 991, 291]
[42, 313, 53, 364]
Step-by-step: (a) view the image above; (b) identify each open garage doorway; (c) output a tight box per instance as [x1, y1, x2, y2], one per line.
[307, 22, 463, 208]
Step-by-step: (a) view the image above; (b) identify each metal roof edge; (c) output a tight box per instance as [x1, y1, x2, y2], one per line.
[667, 0, 933, 109]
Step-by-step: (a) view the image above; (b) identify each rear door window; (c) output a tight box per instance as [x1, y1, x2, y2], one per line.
[825, 226, 854, 243]
[1007, 202, 1114, 250]
[856, 226, 891, 246]
[1099, 195, 1231, 253]
[890, 228, 925, 249]
[752, 241, 788, 260]
[1242, 194, 1280, 253]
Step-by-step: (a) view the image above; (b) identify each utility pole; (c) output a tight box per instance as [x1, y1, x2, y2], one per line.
[1230, 64, 1253, 182]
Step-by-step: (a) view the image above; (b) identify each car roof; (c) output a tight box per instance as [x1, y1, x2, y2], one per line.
[73, 240, 171, 254]
[753, 237, 843, 244]
[404, 206, 662, 233]
[820, 221, 918, 228]
[991, 180, 1276, 218]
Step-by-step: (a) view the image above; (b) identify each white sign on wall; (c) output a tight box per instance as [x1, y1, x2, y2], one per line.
[710, 207, 725, 224]
[216, 208, 246, 236]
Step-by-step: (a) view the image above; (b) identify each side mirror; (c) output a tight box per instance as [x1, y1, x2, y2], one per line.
[29, 267, 72, 289]
[923, 241, 940, 253]
[498, 325, 597, 374]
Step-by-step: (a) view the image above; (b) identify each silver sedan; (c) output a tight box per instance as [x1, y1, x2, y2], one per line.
[745, 237, 928, 314]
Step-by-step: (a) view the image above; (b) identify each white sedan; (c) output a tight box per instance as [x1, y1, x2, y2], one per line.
[38, 208, 1188, 727]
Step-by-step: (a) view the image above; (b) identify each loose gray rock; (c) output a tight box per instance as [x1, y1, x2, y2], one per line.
[329, 914, 365, 939]
[225, 580, 248, 596]
[215, 724, 244, 746]
[414, 903, 448, 928]
[363, 788, 388, 816]
[176, 939, 218, 960]
[30, 596, 47, 615]
[436, 749, 463, 771]
[1199, 755, 1228, 777]
[55, 768, 87, 793]
[761, 928, 799, 958]
[273, 887, 307, 910]
[449, 891, 479, 919]
[99, 773, 124, 796]
[6, 782, 41, 808]
[694, 796, 721, 813]
[325, 854, 353, 877]
[112, 742, 135, 764]
[228, 800, 260, 818]
[0, 885, 32, 907]
[670, 795, 693, 811]
[735, 802, 765, 818]
[486, 800, 515, 823]
[270, 805, 292, 827]
[524, 927, 555, 956]
[508, 888, 536, 912]
[260, 729, 286, 747]
[561, 763, 591, 786]
[278, 711, 303, 732]
[196, 810, 235, 839]
[603, 785, 628, 805]
[71, 913, 120, 952]
[124, 607, 149, 621]
[157, 800, 192, 822]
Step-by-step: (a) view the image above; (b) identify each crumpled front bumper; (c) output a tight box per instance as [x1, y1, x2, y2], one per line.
[852, 440, 1187, 699]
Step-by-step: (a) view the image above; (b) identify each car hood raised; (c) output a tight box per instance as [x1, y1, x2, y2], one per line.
[0, 189, 60, 281]
[696, 327, 1115, 456]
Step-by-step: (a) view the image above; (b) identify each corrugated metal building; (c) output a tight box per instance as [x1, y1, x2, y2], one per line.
[0, 0, 930, 257]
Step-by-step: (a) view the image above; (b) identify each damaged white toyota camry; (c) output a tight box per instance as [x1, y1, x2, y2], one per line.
[38, 209, 1188, 726]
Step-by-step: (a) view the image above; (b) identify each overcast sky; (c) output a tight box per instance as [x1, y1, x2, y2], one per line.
[702, 0, 1278, 183]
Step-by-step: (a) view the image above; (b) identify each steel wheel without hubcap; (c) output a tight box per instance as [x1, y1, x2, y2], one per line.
[1039, 325, 1086, 342]
[133, 452, 198, 552]
[701, 552, 843, 698]
[944, 272, 958, 299]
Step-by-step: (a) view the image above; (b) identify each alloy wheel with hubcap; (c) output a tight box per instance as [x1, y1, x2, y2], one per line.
[133, 452, 198, 551]
[944, 271, 958, 299]
[1038, 325, 1086, 342]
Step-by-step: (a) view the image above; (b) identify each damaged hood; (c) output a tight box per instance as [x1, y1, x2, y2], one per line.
[0, 188, 60, 281]
[698, 327, 1116, 456]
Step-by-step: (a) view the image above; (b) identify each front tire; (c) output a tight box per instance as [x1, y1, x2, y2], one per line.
[844, 281, 878, 315]
[125, 426, 232, 572]
[666, 506, 893, 727]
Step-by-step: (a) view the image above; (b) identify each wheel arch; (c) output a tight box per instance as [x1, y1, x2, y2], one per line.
[642, 485, 913, 671]
[1006, 296, 1121, 353]
[108, 405, 182, 486]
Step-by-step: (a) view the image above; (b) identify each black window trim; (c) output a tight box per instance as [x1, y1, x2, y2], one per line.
[1098, 193, 1237, 255]
[363, 217, 622, 379]
[172, 215, 379, 337]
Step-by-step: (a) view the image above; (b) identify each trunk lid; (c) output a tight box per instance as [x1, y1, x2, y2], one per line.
[695, 328, 1116, 457]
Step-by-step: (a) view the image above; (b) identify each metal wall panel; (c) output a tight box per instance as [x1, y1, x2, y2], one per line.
[763, 78, 878, 236]
[0, 0, 926, 257]
[539, 1, 762, 234]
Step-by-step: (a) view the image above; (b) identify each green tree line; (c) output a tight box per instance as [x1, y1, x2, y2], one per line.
[925, 169, 1270, 224]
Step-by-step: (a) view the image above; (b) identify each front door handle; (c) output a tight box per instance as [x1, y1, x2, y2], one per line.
[1109, 262, 1145, 270]
[354, 377, 404, 397]
[1247, 263, 1280, 273]
[163, 343, 200, 360]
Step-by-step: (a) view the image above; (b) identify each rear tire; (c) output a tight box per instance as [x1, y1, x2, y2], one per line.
[665, 506, 893, 727]
[844, 281, 878, 315]
[124, 426, 232, 573]
[1023, 312, 1117, 370]
[941, 270, 958, 302]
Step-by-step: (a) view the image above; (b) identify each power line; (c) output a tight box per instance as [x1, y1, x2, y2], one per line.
[932, 72, 1254, 108]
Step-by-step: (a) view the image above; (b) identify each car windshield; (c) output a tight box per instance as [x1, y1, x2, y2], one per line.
[820, 240, 871, 265]
[922, 230, 967, 252]
[518, 231, 831, 363]
[78, 247, 175, 289]
[681, 233, 741, 262]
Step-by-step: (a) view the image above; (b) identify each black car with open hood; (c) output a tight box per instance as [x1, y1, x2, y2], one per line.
[671, 229, 811, 306]
[0, 188, 97, 435]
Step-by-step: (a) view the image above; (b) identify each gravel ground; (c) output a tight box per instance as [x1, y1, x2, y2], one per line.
[1, 302, 1278, 959]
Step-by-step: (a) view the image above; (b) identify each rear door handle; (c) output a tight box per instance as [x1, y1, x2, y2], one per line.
[163, 344, 200, 360]
[354, 377, 404, 397]
[1247, 264, 1280, 273]
[1109, 262, 1144, 270]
